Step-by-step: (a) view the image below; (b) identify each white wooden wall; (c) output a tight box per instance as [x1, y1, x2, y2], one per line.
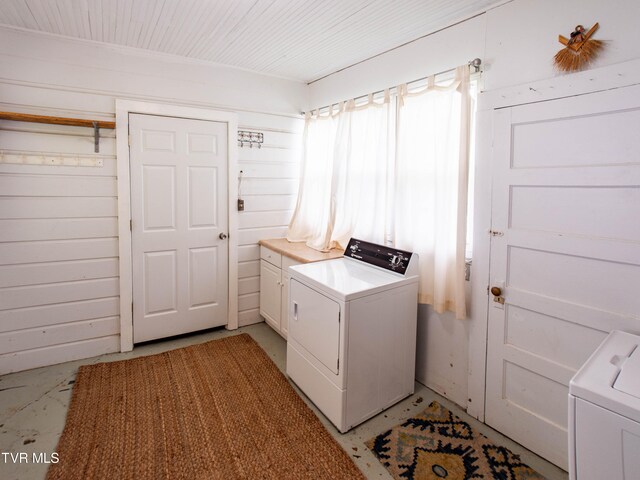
[236, 116, 301, 326]
[0, 27, 304, 374]
[0, 120, 121, 373]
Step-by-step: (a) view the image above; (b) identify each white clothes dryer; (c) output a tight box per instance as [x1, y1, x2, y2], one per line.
[569, 330, 640, 480]
[286, 238, 419, 433]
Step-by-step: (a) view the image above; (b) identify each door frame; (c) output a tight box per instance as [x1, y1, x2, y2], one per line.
[115, 99, 239, 352]
[466, 58, 640, 421]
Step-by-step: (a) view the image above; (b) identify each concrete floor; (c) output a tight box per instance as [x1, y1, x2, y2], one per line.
[0, 322, 568, 480]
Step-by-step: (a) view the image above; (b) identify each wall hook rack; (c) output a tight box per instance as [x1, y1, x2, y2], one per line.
[237, 130, 264, 149]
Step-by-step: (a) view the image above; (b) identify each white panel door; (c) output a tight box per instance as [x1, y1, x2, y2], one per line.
[130, 113, 228, 343]
[485, 84, 640, 469]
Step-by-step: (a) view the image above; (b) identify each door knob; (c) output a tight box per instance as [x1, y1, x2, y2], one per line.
[491, 286, 505, 305]
[219, 233, 228, 240]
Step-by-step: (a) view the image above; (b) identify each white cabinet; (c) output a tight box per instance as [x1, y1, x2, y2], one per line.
[259, 246, 299, 339]
[260, 259, 281, 330]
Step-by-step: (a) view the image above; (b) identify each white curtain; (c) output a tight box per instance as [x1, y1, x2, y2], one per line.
[287, 93, 394, 251]
[288, 65, 472, 319]
[394, 66, 472, 319]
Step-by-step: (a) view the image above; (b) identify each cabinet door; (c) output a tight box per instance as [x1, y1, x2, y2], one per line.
[260, 260, 281, 330]
[281, 272, 290, 339]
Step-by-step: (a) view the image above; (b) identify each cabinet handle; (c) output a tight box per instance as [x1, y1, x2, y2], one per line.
[293, 302, 298, 321]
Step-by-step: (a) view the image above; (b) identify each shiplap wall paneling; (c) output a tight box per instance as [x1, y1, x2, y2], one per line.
[0, 84, 303, 373]
[0, 119, 120, 374]
[236, 113, 302, 326]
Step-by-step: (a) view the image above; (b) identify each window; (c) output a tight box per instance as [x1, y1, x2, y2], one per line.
[288, 66, 476, 318]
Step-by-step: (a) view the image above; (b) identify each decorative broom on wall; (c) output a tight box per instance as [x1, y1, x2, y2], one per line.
[554, 23, 605, 72]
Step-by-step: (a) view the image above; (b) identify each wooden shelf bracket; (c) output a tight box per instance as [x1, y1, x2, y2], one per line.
[0, 111, 116, 153]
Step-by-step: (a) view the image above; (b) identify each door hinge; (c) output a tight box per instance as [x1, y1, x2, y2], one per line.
[131, 302, 134, 314]
[129, 219, 132, 231]
[338, 311, 341, 323]
[489, 229, 504, 237]
[337, 358, 339, 370]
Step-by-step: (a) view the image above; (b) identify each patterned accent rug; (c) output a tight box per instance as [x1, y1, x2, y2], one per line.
[47, 334, 364, 479]
[365, 401, 545, 480]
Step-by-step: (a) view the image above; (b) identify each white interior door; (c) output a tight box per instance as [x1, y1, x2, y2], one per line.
[485, 84, 640, 469]
[130, 113, 228, 343]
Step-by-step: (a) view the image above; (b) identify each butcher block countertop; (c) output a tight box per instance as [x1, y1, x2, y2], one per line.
[258, 238, 344, 264]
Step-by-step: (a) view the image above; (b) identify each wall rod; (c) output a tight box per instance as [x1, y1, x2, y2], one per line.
[0, 111, 115, 129]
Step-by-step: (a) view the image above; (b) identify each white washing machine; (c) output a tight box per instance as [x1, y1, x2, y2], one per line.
[286, 238, 419, 433]
[569, 330, 640, 480]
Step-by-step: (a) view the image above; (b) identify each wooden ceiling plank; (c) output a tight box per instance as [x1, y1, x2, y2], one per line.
[112, 0, 125, 44]
[210, 0, 283, 64]
[85, 0, 100, 41]
[288, 0, 414, 74]
[133, 0, 151, 47]
[279, 0, 465, 79]
[24, 0, 54, 32]
[126, 0, 144, 45]
[160, 0, 196, 54]
[149, 0, 178, 51]
[188, 0, 243, 58]
[51, 0, 71, 37]
[0, 0, 498, 82]
[73, 0, 91, 40]
[139, 0, 164, 49]
[99, 0, 108, 42]
[170, 0, 209, 56]
[156, 0, 189, 52]
[254, 0, 368, 74]
[0, 1, 23, 27]
[251, 0, 362, 71]
[113, 0, 126, 44]
[206, 0, 274, 63]
[61, 0, 83, 39]
[187, 0, 239, 59]
[204, 0, 269, 62]
[197, 0, 256, 61]
[105, 0, 119, 43]
[234, 0, 315, 69]
[242, 2, 323, 72]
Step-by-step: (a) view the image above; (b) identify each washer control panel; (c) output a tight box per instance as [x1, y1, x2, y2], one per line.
[344, 238, 413, 275]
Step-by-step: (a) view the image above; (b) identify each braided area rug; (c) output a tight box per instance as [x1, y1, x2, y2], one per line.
[365, 401, 545, 480]
[46, 333, 364, 480]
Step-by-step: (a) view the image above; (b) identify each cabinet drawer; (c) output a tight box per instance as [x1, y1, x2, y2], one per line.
[282, 255, 301, 272]
[260, 246, 282, 268]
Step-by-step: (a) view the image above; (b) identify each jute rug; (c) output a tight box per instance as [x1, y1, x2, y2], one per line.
[47, 333, 364, 480]
[365, 401, 545, 480]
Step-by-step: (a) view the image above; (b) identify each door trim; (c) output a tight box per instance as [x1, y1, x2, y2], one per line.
[467, 58, 640, 422]
[115, 100, 239, 352]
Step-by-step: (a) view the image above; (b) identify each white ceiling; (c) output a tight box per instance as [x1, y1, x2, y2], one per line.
[0, 0, 499, 82]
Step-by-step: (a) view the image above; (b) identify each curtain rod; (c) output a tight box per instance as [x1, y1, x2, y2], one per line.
[302, 58, 482, 116]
